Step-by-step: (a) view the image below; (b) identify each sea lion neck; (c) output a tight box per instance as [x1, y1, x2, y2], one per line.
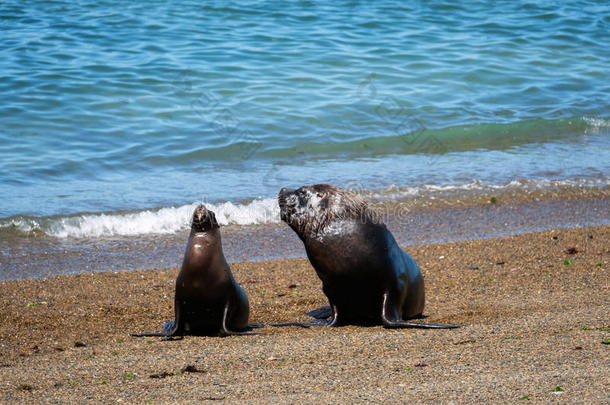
[190, 226, 221, 239]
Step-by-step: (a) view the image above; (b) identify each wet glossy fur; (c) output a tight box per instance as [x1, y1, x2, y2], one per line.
[279, 184, 457, 329]
[131, 205, 250, 337]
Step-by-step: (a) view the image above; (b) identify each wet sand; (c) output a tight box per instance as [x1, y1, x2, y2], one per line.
[1, 224, 608, 403]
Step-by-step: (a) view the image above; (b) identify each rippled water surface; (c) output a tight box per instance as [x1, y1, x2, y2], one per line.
[1, 0, 609, 224]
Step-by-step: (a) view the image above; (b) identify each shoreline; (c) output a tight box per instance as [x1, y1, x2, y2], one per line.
[1, 224, 608, 403]
[2, 187, 609, 282]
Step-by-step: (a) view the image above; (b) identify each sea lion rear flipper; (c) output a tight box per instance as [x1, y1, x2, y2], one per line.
[381, 292, 460, 329]
[306, 304, 340, 326]
[270, 306, 333, 327]
[306, 306, 333, 319]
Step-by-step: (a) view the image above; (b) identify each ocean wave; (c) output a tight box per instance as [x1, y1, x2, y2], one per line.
[0, 198, 281, 239]
[112, 116, 605, 166]
[189, 117, 597, 162]
[363, 178, 610, 202]
[583, 116, 610, 133]
[1, 178, 607, 239]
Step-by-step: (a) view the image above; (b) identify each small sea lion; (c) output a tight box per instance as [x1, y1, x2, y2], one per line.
[278, 184, 458, 329]
[131, 205, 253, 337]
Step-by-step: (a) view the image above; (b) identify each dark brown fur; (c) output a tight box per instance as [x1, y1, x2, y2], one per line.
[279, 184, 458, 329]
[131, 205, 252, 337]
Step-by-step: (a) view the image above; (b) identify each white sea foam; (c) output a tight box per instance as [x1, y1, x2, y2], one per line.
[365, 178, 608, 201]
[208, 198, 281, 226]
[583, 116, 610, 133]
[2, 177, 607, 239]
[48, 204, 199, 238]
[1, 198, 281, 238]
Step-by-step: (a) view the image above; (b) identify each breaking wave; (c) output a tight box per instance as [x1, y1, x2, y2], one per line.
[1, 177, 607, 239]
[1, 198, 281, 238]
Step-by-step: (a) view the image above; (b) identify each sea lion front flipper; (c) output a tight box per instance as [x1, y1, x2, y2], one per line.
[381, 292, 460, 329]
[219, 301, 258, 336]
[327, 304, 340, 327]
[165, 296, 185, 336]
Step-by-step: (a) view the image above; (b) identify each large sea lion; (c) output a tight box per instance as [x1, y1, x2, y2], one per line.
[131, 205, 252, 337]
[278, 184, 458, 329]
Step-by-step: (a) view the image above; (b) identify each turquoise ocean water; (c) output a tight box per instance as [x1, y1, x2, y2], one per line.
[1, 1, 609, 279]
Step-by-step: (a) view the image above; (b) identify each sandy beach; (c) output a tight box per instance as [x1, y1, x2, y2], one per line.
[0, 224, 608, 403]
[3, 2, 610, 403]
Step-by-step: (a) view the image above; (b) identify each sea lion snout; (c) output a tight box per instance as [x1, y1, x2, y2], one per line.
[278, 187, 296, 208]
[191, 205, 219, 232]
[194, 205, 208, 221]
[278, 188, 298, 223]
[278, 187, 294, 200]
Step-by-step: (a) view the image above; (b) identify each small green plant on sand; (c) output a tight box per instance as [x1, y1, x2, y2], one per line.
[603, 339, 610, 345]
[124, 373, 135, 379]
[99, 380, 107, 385]
[550, 386, 564, 392]
[27, 302, 34, 307]
[563, 260, 574, 266]
[519, 395, 530, 400]
[581, 326, 591, 330]
[490, 197, 497, 204]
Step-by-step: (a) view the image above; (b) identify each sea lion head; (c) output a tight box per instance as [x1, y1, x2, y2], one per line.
[191, 205, 219, 232]
[278, 184, 376, 238]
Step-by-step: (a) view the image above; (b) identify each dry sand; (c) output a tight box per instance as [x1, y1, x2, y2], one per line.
[1, 225, 608, 403]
